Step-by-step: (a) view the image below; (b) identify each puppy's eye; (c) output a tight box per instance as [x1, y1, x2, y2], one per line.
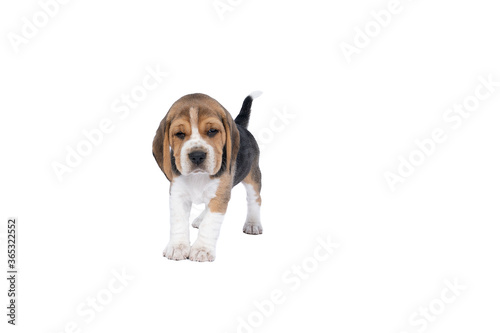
[207, 129, 219, 137]
[175, 132, 185, 139]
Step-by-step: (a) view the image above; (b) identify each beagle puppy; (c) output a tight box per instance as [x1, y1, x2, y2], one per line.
[152, 92, 263, 262]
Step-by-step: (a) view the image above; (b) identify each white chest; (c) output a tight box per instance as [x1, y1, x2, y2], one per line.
[171, 174, 220, 205]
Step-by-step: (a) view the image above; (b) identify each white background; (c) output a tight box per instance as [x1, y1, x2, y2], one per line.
[1, 0, 500, 332]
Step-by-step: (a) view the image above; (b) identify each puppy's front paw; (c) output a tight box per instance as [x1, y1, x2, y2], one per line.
[243, 222, 263, 235]
[189, 243, 215, 262]
[163, 242, 190, 260]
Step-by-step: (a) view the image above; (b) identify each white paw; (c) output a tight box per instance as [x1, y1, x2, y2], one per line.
[192, 216, 203, 229]
[163, 242, 190, 260]
[191, 207, 207, 229]
[189, 243, 216, 262]
[243, 222, 263, 235]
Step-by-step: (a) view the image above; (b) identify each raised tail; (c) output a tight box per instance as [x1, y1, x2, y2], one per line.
[234, 91, 262, 129]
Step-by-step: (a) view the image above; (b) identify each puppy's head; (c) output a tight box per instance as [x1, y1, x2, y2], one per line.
[152, 94, 240, 180]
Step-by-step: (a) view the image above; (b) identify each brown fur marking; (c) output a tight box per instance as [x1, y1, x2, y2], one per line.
[208, 173, 233, 214]
[243, 159, 262, 205]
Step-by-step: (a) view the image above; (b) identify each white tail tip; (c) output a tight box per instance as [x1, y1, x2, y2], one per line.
[250, 91, 263, 99]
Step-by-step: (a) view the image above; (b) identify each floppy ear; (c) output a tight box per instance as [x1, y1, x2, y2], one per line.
[222, 109, 240, 174]
[152, 116, 173, 181]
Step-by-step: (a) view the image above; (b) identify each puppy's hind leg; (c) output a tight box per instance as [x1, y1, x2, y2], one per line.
[192, 205, 208, 229]
[242, 164, 262, 235]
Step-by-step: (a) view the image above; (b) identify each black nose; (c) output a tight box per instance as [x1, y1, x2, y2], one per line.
[189, 151, 206, 165]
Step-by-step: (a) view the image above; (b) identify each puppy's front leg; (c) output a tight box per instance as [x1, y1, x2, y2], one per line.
[189, 178, 231, 262]
[163, 193, 191, 260]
